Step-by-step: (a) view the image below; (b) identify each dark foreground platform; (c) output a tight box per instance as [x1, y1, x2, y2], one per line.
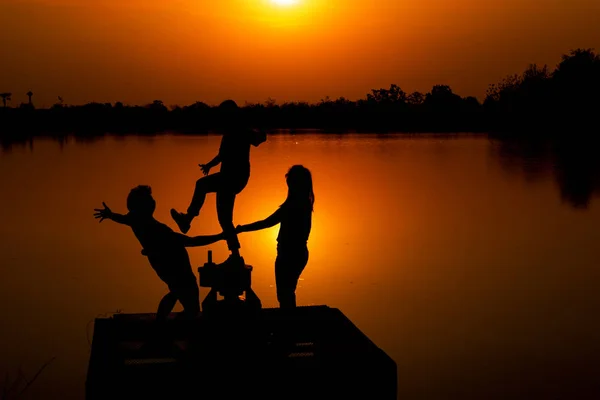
[86, 305, 397, 400]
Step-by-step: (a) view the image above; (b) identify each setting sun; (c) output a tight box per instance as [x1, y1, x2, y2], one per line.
[271, 0, 298, 5]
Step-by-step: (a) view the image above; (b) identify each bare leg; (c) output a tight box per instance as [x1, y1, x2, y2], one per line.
[171, 173, 222, 233]
[142, 292, 176, 355]
[216, 190, 240, 256]
[174, 282, 200, 319]
[187, 173, 223, 217]
[157, 292, 178, 322]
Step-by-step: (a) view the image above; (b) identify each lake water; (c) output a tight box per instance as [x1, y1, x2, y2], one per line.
[1, 133, 599, 399]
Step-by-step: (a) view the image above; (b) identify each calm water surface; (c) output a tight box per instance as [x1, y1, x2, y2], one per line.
[1, 133, 599, 399]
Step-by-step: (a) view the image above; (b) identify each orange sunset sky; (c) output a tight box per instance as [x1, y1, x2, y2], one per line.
[1, 0, 598, 107]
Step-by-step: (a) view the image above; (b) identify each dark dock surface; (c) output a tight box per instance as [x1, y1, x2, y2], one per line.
[86, 305, 397, 400]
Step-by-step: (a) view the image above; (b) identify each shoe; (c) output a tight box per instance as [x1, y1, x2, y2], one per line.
[170, 209, 191, 234]
[222, 254, 244, 269]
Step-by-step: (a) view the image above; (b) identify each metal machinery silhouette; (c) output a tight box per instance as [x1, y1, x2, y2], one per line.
[198, 250, 261, 315]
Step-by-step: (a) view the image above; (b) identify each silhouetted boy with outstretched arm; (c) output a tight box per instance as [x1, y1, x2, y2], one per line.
[94, 185, 224, 322]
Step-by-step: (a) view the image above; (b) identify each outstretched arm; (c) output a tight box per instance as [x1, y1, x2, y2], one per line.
[141, 232, 225, 257]
[177, 232, 225, 247]
[206, 153, 222, 168]
[93, 202, 132, 226]
[199, 152, 222, 175]
[237, 209, 282, 233]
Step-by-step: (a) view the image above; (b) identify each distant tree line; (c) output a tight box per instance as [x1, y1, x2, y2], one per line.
[1, 48, 598, 140]
[484, 48, 600, 134]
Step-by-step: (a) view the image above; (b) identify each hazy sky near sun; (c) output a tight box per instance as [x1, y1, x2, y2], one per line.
[1, 0, 599, 107]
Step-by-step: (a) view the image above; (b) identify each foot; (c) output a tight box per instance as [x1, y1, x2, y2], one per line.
[170, 209, 191, 234]
[220, 253, 244, 270]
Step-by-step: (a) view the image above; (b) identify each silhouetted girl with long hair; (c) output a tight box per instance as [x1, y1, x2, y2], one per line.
[236, 165, 314, 308]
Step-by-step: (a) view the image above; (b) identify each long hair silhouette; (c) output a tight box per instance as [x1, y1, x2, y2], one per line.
[281, 165, 314, 212]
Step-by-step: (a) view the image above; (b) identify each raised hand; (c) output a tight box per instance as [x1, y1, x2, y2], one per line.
[199, 164, 211, 176]
[94, 202, 113, 223]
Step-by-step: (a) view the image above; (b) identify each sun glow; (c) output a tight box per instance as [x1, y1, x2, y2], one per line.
[271, 0, 298, 6]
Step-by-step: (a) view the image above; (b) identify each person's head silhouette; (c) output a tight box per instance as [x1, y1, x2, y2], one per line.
[127, 185, 156, 218]
[284, 165, 314, 211]
[217, 99, 243, 131]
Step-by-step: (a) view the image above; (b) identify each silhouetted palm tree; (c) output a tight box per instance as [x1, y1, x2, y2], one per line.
[27, 91, 33, 105]
[0, 92, 11, 108]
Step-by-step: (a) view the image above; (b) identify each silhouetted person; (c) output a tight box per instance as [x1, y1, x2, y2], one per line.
[170, 100, 267, 264]
[236, 165, 314, 308]
[94, 185, 224, 321]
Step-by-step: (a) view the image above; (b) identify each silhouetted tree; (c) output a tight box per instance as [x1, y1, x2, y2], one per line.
[484, 48, 600, 132]
[407, 91, 424, 106]
[367, 84, 407, 104]
[147, 100, 168, 112]
[186, 101, 209, 111]
[1, 92, 11, 108]
[0, 48, 598, 138]
[553, 48, 600, 113]
[425, 85, 462, 110]
[27, 91, 33, 106]
[264, 97, 277, 108]
[53, 96, 64, 108]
